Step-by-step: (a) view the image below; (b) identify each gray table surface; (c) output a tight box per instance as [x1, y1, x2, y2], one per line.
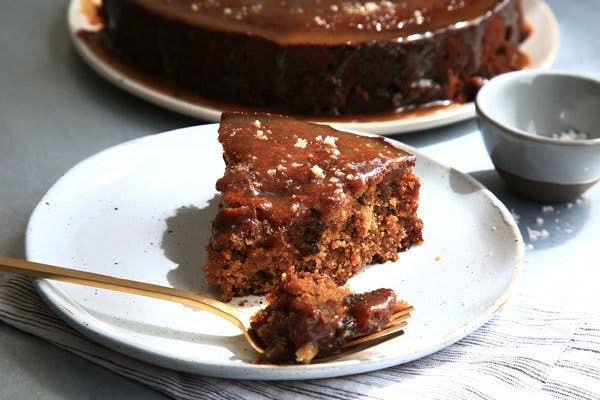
[0, 1, 598, 398]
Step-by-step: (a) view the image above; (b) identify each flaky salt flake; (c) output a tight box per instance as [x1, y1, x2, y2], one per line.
[294, 138, 308, 149]
[313, 16, 327, 26]
[255, 130, 268, 140]
[310, 165, 325, 179]
[527, 227, 549, 241]
[510, 209, 520, 224]
[323, 136, 338, 146]
[536, 217, 544, 225]
[552, 128, 588, 140]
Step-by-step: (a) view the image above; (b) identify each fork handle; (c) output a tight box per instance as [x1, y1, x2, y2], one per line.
[0, 255, 260, 351]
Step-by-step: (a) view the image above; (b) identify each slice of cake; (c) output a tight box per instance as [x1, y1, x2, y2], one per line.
[205, 112, 423, 301]
[249, 267, 407, 363]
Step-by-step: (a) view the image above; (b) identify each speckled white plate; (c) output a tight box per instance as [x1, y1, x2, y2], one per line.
[26, 124, 523, 380]
[68, 0, 557, 134]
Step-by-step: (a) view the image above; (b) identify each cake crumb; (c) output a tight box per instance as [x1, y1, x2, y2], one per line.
[238, 299, 248, 306]
[253, 120, 262, 128]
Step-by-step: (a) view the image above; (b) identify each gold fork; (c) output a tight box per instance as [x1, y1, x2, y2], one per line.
[0, 255, 412, 360]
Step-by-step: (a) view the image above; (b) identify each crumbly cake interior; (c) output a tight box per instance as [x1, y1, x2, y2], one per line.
[250, 267, 406, 363]
[204, 112, 422, 301]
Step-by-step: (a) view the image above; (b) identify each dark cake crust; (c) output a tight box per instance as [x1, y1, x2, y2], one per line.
[98, 0, 528, 116]
[205, 112, 422, 301]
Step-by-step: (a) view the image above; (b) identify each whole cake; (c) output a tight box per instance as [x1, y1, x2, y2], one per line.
[97, 0, 528, 116]
[205, 112, 423, 301]
[250, 267, 408, 363]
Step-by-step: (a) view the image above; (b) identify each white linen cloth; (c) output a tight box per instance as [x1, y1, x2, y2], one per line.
[0, 275, 598, 400]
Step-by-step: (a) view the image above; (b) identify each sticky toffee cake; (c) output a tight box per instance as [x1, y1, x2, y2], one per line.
[249, 267, 407, 363]
[204, 112, 423, 301]
[97, 0, 529, 116]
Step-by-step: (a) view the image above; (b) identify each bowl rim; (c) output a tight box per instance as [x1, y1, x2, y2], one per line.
[475, 69, 600, 147]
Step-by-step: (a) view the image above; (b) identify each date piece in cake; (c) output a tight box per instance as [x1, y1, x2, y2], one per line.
[98, 0, 528, 116]
[250, 267, 407, 364]
[204, 112, 423, 301]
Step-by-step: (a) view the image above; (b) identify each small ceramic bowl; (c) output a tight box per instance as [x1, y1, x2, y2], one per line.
[476, 70, 600, 203]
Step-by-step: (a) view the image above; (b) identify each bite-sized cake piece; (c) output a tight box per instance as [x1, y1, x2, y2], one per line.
[98, 0, 528, 116]
[250, 267, 407, 363]
[204, 112, 423, 301]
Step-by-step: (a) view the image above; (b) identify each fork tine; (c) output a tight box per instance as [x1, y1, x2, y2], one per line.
[341, 320, 407, 348]
[340, 304, 413, 349]
[390, 305, 414, 322]
[307, 304, 413, 363]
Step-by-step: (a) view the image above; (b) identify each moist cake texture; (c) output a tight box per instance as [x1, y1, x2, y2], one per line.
[204, 112, 423, 301]
[97, 0, 529, 116]
[250, 267, 407, 363]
